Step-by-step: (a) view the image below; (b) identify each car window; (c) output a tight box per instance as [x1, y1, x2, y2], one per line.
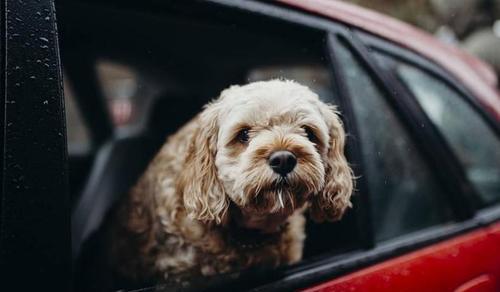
[64, 80, 91, 154]
[380, 57, 500, 205]
[247, 65, 337, 104]
[334, 40, 453, 242]
[398, 64, 500, 205]
[96, 60, 164, 133]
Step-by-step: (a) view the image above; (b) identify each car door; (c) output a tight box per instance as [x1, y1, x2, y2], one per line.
[0, 0, 70, 291]
[303, 31, 500, 292]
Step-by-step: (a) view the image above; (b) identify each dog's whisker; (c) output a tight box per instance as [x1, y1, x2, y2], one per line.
[278, 190, 284, 209]
[287, 192, 294, 210]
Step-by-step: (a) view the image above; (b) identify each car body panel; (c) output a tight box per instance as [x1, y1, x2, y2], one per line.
[277, 0, 500, 120]
[302, 222, 500, 292]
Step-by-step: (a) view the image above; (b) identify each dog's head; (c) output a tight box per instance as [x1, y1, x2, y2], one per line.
[178, 80, 353, 232]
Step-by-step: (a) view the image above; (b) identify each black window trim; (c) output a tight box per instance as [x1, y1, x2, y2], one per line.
[325, 30, 375, 250]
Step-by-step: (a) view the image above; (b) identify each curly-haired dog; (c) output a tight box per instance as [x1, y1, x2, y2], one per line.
[111, 80, 354, 282]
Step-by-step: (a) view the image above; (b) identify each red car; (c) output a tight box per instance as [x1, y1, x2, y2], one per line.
[1, 0, 499, 291]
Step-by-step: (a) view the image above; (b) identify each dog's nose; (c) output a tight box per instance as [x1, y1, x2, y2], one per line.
[268, 151, 297, 176]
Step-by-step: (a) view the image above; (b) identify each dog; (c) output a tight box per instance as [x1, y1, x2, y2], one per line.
[110, 79, 354, 283]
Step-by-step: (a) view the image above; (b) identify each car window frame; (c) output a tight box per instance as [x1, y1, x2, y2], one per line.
[0, 0, 70, 290]
[330, 33, 461, 242]
[357, 30, 500, 211]
[343, 32, 479, 221]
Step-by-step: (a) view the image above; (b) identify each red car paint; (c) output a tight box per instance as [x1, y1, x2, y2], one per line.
[278, 0, 500, 120]
[303, 222, 500, 292]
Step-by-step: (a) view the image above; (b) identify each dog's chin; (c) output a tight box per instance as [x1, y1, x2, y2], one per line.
[233, 185, 310, 233]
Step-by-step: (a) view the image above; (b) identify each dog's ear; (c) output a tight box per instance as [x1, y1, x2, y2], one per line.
[177, 102, 230, 225]
[310, 104, 354, 222]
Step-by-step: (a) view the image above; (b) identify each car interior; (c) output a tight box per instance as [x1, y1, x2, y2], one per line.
[59, 1, 363, 291]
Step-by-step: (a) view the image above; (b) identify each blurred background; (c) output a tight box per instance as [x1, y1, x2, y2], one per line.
[346, 0, 500, 74]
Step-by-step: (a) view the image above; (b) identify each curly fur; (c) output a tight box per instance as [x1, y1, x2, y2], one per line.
[111, 80, 354, 283]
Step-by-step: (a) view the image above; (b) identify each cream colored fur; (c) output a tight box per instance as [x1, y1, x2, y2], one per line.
[111, 80, 354, 282]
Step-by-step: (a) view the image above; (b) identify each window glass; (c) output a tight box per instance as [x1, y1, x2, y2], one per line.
[391, 61, 500, 205]
[64, 80, 91, 154]
[247, 65, 337, 103]
[96, 61, 163, 133]
[335, 40, 453, 241]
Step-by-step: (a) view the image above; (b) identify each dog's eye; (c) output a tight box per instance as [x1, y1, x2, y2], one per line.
[237, 128, 250, 143]
[302, 126, 317, 143]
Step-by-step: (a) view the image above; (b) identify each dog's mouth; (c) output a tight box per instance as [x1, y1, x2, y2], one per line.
[247, 178, 309, 214]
